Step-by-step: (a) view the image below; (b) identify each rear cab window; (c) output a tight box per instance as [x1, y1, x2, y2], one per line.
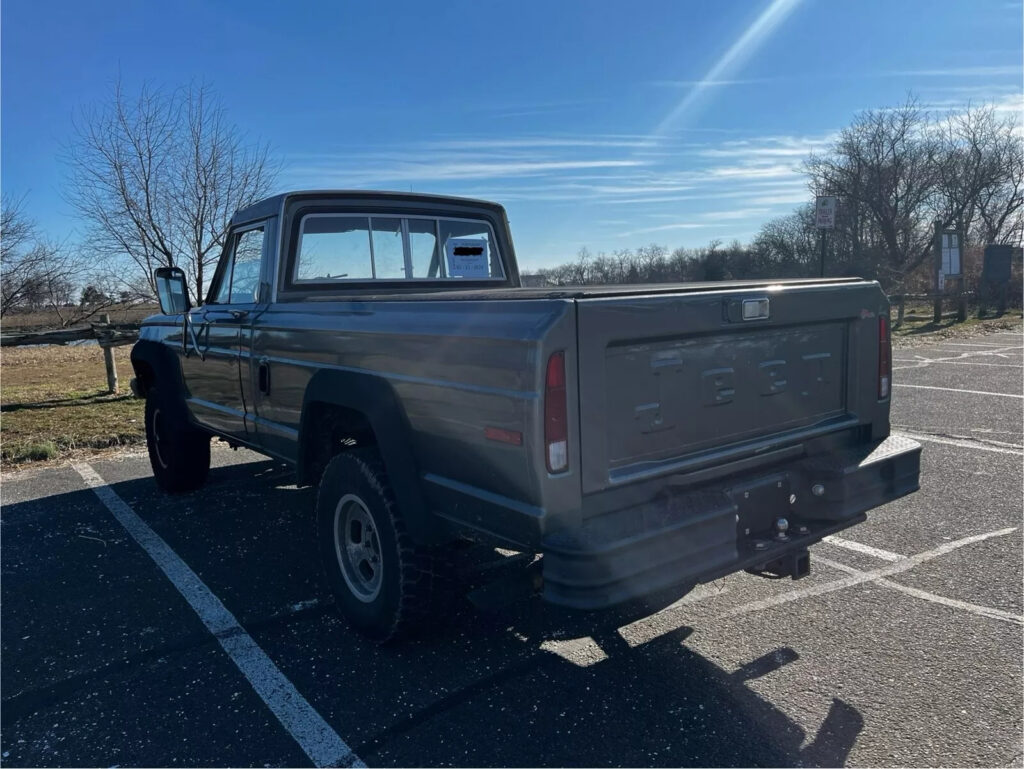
[291, 214, 505, 287]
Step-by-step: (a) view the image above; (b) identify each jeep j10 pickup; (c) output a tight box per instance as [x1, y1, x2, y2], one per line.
[132, 190, 921, 641]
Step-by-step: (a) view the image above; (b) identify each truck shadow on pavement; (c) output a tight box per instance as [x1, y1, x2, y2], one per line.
[1, 456, 864, 768]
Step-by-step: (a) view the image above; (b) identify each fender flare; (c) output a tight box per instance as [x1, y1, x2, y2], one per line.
[297, 369, 441, 545]
[130, 339, 193, 427]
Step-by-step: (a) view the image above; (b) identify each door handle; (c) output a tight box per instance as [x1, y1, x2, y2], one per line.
[230, 309, 249, 321]
[257, 358, 271, 395]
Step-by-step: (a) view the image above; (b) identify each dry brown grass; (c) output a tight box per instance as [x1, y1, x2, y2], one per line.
[0, 303, 159, 332]
[1, 344, 144, 467]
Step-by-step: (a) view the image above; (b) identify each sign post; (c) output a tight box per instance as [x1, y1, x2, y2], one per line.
[815, 196, 837, 277]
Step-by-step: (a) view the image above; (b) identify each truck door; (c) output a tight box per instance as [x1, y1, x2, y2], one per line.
[180, 223, 267, 441]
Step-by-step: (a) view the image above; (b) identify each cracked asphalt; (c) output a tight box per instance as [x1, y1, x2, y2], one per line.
[2, 329, 1021, 767]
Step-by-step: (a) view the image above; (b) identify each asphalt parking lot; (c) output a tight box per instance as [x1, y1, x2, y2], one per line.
[2, 328, 1021, 768]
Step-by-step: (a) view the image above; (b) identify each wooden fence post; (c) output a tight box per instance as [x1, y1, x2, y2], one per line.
[100, 314, 118, 394]
[895, 295, 905, 328]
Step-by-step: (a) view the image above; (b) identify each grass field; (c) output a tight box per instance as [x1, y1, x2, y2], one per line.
[1, 303, 159, 332]
[1, 345, 144, 467]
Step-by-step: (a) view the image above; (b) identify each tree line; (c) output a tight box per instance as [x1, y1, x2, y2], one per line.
[1, 89, 1021, 326]
[529, 101, 1022, 294]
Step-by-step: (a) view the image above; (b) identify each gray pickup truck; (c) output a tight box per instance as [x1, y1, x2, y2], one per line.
[132, 190, 921, 641]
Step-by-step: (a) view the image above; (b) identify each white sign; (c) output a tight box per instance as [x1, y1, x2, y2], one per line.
[815, 196, 838, 229]
[446, 238, 490, 278]
[940, 231, 962, 278]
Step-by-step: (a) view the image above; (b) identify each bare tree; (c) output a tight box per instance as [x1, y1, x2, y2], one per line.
[1, 196, 73, 316]
[65, 80, 278, 304]
[950, 108, 1024, 246]
[805, 100, 945, 283]
[806, 99, 1022, 284]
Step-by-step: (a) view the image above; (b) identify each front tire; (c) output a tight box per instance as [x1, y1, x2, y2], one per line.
[144, 387, 210, 493]
[316, 449, 435, 642]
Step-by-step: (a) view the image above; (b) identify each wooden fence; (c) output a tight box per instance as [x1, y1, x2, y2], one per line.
[1, 315, 140, 394]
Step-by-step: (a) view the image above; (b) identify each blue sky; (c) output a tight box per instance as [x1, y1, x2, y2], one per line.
[2, 0, 1022, 272]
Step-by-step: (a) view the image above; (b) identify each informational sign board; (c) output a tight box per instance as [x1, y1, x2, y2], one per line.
[940, 231, 962, 278]
[815, 196, 838, 229]
[446, 238, 490, 278]
[982, 244, 1012, 285]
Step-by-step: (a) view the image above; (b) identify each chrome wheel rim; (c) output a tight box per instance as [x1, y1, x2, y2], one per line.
[333, 494, 383, 603]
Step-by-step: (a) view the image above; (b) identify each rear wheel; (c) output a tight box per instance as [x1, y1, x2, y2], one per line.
[316, 449, 436, 642]
[144, 387, 210, 493]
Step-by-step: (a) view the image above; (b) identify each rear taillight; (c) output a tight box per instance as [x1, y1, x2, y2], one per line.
[544, 351, 568, 473]
[878, 315, 891, 399]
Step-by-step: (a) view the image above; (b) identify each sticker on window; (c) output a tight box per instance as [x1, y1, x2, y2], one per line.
[445, 238, 490, 278]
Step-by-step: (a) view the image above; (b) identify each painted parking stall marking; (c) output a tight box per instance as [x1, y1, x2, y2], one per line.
[894, 383, 1024, 399]
[893, 430, 1023, 455]
[73, 462, 363, 769]
[815, 555, 1023, 626]
[717, 527, 1019, 621]
[822, 535, 904, 562]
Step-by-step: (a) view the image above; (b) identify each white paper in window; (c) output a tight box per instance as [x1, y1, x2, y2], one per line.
[445, 238, 489, 278]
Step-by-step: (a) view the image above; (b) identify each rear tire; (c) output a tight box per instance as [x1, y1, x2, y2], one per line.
[145, 386, 210, 493]
[316, 449, 436, 642]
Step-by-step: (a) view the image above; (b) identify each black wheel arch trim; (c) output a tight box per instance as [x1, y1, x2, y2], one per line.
[130, 340, 193, 426]
[297, 368, 442, 545]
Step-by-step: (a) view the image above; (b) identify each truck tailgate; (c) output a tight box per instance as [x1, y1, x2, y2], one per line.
[576, 281, 885, 494]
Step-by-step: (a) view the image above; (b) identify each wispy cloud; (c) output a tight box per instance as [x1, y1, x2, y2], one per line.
[615, 222, 709, 237]
[287, 158, 646, 185]
[889, 65, 1022, 77]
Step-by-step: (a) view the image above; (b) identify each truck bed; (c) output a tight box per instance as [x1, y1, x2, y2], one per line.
[296, 277, 865, 302]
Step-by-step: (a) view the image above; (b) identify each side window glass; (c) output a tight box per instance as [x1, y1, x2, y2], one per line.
[212, 247, 234, 304]
[230, 228, 265, 303]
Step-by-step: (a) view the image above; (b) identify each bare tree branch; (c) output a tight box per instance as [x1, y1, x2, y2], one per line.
[64, 79, 279, 304]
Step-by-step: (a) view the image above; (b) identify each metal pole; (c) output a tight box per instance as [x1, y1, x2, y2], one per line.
[933, 221, 943, 324]
[819, 229, 827, 278]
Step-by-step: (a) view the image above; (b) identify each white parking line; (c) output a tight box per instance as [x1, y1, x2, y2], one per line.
[894, 360, 1023, 369]
[926, 341, 1023, 347]
[894, 431, 1024, 455]
[822, 536, 904, 562]
[891, 345, 1024, 371]
[894, 383, 1024, 399]
[718, 527, 1017, 620]
[73, 463, 363, 769]
[815, 555, 1023, 626]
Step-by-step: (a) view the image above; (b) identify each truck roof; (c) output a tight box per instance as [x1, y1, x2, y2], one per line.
[231, 189, 507, 226]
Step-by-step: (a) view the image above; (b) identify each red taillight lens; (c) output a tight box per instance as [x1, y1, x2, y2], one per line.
[878, 315, 891, 399]
[544, 351, 568, 473]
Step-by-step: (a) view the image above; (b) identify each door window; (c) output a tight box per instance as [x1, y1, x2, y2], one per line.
[209, 225, 266, 304]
